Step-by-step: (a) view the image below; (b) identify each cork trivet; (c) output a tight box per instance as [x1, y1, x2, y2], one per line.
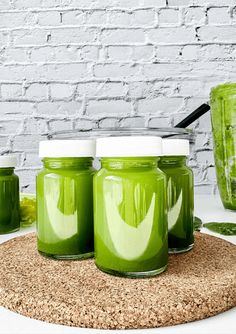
[0, 233, 235, 330]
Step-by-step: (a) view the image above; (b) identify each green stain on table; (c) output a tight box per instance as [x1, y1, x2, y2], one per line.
[203, 222, 236, 236]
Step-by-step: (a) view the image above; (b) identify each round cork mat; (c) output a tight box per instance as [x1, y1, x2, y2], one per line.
[0, 233, 235, 330]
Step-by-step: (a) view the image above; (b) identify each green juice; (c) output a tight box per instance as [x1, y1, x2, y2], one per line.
[94, 157, 168, 277]
[0, 167, 20, 234]
[211, 83, 236, 210]
[159, 156, 194, 253]
[37, 157, 94, 259]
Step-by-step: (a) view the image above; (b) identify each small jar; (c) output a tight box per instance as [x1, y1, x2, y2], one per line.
[94, 136, 168, 278]
[159, 139, 194, 254]
[37, 140, 95, 260]
[0, 156, 20, 234]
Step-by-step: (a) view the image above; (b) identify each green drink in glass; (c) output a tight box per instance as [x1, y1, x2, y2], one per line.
[94, 136, 168, 278]
[159, 139, 194, 253]
[37, 140, 95, 259]
[211, 83, 236, 210]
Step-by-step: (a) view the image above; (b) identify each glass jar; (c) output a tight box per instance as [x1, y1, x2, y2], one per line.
[159, 139, 194, 254]
[210, 83, 236, 210]
[37, 140, 95, 260]
[94, 136, 168, 278]
[0, 156, 20, 234]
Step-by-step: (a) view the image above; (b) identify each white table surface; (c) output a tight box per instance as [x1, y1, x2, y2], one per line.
[0, 195, 236, 334]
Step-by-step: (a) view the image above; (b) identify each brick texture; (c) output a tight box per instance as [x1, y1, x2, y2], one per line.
[0, 0, 235, 194]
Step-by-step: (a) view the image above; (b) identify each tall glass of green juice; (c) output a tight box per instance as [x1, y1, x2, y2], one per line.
[37, 140, 95, 260]
[211, 83, 236, 210]
[0, 155, 20, 234]
[159, 139, 194, 254]
[94, 136, 168, 278]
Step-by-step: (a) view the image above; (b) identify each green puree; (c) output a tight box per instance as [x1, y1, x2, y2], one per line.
[94, 157, 168, 277]
[0, 167, 20, 234]
[159, 156, 194, 253]
[37, 157, 94, 259]
[211, 83, 236, 210]
[203, 222, 236, 236]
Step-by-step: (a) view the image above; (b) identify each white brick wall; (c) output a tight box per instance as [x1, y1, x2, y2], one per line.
[0, 0, 235, 193]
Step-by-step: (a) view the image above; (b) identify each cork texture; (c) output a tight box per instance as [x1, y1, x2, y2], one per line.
[0, 232, 235, 330]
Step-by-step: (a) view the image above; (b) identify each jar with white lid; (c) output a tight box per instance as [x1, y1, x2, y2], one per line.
[94, 136, 168, 278]
[37, 140, 95, 259]
[0, 155, 20, 234]
[159, 139, 194, 254]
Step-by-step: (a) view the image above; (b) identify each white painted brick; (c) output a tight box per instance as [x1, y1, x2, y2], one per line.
[48, 119, 74, 132]
[158, 9, 180, 26]
[120, 116, 145, 127]
[0, 31, 8, 45]
[137, 97, 184, 114]
[0, 120, 22, 135]
[50, 83, 75, 100]
[86, 100, 131, 115]
[37, 101, 82, 116]
[13, 0, 42, 9]
[0, 0, 14, 10]
[138, 0, 166, 6]
[0, 12, 37, 29]
[168, 0, 191, 5]
[207, 166, 216, 182]
[0, 135, 9, 149]
[24, 83, 48, 100]
[133, 9, 156, 26]
[30, 46, 55, 62]
[132, 45, 154, 61]
[50, 28, 98, 44]
[128, 81, 176, 98]
[100, 29, 145, 44]
[1, 48, 30, 63]
[62, 10, 86, 25]
[23, 152, 41, 167]
[148, 116, 172, 127]
[197, 26, 236, 42]
[80, 46, 99, 61]
[98, 117, 120, 128]
[156, 45, 182, 60]
[184, 7, 206, 26]
[107, 46, 133, 61]
[147, 27, 196, 44]
[94, 63, 141, 79]
[24, 118, 49, 134]
[196, 150, 214, 165]
[178, 81, 203, 97]
[12, 29, 49, 46]
[74, 118, 96, 130]
[207, 7, 231, 25]
[1, 84, 23, 100]
[37, 11, 61, 26]
[181, 45, 200, 60]
[86, 10, 108, 25]
[76, 82, 127, 97]
[0, 102, 35, 117]
[143, 63, 191, 78]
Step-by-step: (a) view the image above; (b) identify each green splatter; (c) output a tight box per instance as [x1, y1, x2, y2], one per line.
[194, 216, 202, 231]
[20, 194, 36, 227]
[203, 222, 236, 236]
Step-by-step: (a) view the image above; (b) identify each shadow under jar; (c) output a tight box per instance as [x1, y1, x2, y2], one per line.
[0, 156, 20, 234]
[159, 139, 194, 254]
[36, 139, 95, 260]
[94, 136, 168, 278]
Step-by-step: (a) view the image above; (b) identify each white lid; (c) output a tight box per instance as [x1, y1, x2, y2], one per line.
[96, 136, 162, 157]
[39, 140, 95, 158]
[0, 155, 17, 167]
[162, 139, 189, 156]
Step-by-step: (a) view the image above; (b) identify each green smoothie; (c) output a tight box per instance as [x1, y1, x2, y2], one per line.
[0, 165, 20, 234]
[94, 136, 168, 278]
[210, 83, 236, 210]
[37, 140, 95, 260]
[159, 140, 194, 253]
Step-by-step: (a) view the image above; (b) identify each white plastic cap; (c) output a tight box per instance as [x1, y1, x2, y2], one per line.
[39, 140, 95, 158]
[0, 155, 17, 168]
[162, 139, 190, 156]
[96, 136, 162, 157]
